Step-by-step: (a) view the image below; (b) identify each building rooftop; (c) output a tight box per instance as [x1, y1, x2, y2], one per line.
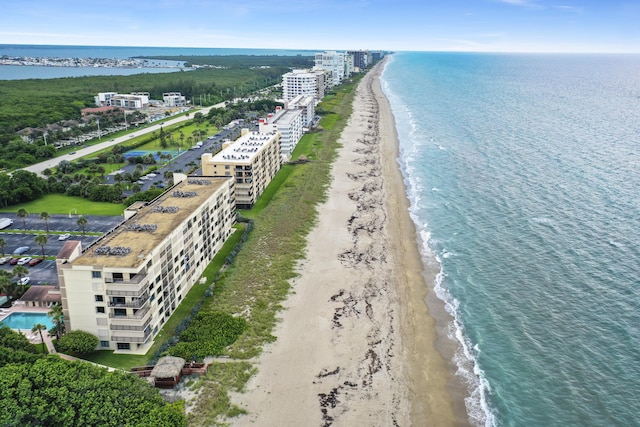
[71, 177, 230, 269]
[210, 131, 277, 165]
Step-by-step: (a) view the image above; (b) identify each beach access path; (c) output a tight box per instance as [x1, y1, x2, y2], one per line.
[232, 61, 461, 426]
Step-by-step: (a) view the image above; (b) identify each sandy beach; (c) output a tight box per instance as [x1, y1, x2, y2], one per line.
[234, 60, 461, 426]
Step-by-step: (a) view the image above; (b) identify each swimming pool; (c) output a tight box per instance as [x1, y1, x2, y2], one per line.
[0, 312, 54, 330]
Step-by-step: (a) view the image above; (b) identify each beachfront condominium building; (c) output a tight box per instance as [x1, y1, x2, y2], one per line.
[315, 51, 349, 86]
[347, 50, 370, 70]
[201, 129, 281, 209]
[57, 176, 236, 353]
[258, 106, 304, 160]
[282, 68, 332, 101]
[344, 54, 355, 78]
[286, 95, 316, 128]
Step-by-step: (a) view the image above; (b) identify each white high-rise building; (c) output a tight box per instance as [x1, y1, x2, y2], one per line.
[282, 69, 332, 101]
[314, 51, 346, 86]
[286, 95, 315, 128]
[258, 106, 304, 160]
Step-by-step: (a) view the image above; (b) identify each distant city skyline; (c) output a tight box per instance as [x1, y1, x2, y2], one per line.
[2, 0, 639, 53]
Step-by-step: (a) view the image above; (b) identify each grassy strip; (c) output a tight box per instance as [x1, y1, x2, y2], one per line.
[186, 76, 360, 425]
[0, 194, 125, 216]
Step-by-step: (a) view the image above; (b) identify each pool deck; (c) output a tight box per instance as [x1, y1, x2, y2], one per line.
[0, 302, 54, 345]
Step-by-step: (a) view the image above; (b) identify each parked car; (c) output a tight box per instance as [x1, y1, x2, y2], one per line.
[18, 277, 30, 285]
[17, 257, 32, 265]
[28, 257, 44, 266]
[9, 258, 19, 265]
[14, 246, 30, 255]
[58, 233, 71, 241]
[0, 257, 10, 265]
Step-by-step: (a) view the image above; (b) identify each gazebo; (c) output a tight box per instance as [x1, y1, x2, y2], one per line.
[150, 356, 186, 388]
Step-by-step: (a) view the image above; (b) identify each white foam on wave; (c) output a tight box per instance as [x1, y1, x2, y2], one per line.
[530, 216, 555, 227]
[432, 259, 497, 427]
[383, 56, 496, 425]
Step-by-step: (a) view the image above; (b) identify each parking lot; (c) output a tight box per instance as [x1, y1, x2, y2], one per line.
[0, 214, 123, 286]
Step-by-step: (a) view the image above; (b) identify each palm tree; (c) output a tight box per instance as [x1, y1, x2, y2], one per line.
[16, 208, 28, 231]
[107, 155, 116, 173]
[13, 265, 29, 282]
[32, 323, 48, 353]
[77, 216, 88, 235]
[48, 304, 65, 339]
[40, 212, 50, 234]
[35, 234, 48, 257]
[0, 238, 5, 256]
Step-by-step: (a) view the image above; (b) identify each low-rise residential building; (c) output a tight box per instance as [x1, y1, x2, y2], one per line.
[286, 95, 316, 128]
[57, 176, 236, 354]
[201, 130, 281, 209]
[95, 92, 117, 107]
[258, 106, 304, 159]
[112, 93, 149, 109]
[163, 92, 187, 107]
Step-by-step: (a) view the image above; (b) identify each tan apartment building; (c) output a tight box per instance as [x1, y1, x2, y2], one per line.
[201, 129, 281, 209]
[57, 176, 236, 354]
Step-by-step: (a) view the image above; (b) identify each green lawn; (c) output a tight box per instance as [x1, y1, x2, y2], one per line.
[0, 194, 125, 216]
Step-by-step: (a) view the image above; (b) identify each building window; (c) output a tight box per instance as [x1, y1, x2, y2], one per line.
[114, 308, 126, 317]
[100, 341, 110, 348]
[92, 271, 102, 278]
[117, 343, 130, 350]
[96, 307, 105, 314]
[95, 295, 103, 302]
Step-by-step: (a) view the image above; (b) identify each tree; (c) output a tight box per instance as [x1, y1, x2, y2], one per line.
[48, 304, 65, 339]
[31, 323, 48, 354]
[39, 211, 50, 234]
[16, 208, 28, 231]
[55, 330, 98, 354]
[77, 216, 88, 235]
[0, 357, 187, 425]
[107, 154, 116, 173]
[13, 265, 29, 282]
[35, 234, 48, 257]
[0, 238, 5, 256]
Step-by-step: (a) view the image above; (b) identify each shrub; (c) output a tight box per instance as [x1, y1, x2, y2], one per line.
[56, 330, 99, 354]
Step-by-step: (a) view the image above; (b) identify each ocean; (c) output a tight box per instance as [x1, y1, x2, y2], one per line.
[380, 52, 640, 426]
[0, 44, 315, 80]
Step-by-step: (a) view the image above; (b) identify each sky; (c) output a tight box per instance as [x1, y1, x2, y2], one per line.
[2, 0, 640, 53]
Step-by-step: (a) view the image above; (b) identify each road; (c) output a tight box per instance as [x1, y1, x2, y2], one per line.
[24, 103, 225, 176]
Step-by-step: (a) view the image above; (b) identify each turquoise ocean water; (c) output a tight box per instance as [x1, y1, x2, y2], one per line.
[381, 52, 640, 426]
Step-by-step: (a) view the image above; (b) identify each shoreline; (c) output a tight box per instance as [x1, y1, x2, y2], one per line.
[233, 61, 461, 426]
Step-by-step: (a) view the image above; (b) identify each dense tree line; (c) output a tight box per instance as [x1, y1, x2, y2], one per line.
[0, 170, 48, 208]
[0, 326, 186, 426]
[0, 56, 302, 144]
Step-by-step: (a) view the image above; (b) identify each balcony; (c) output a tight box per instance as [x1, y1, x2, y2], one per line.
[108, 292, 149, 308]
[110, 330, 151, 343]
[106, 278, 149, 297]
[108, 305, 150, 320]
[110, 318, 151, 331]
